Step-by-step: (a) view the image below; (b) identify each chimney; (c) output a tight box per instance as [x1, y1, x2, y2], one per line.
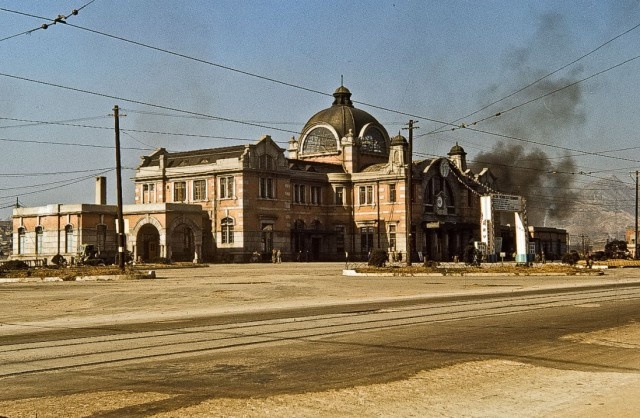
[95, 176, 107, 205]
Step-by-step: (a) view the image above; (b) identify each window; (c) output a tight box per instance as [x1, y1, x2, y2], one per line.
[335, 187, 344, 205]
[35, 226, 43, 254]
[219, 176, 234, 199]
[359, 185, 374, 205]
[259, 177, 275, 199]
[360, 126, 387, 155]
[388, 224, 397, 250]
[18, 227, 25, 255]
[65, 225, 74, 254]
[311, 186, 321, 205]
[389, 183, 396, 202]
[302, 126, 338, 154]
[335, 225, 345, 254]
[193, 179, 207, 201]
[360, 227, 375, 254]
[259, 154, 274, 170]
[293, 184, 306, 204]
[142, 183, 155, 203]
[221, 217, 234, 244]
[173, 181, 186, 202]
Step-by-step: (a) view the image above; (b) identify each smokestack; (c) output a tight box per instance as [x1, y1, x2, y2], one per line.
[95, 176, 107, 205]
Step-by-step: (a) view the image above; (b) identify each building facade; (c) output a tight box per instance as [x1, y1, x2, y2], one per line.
[12, 85, 550, 264]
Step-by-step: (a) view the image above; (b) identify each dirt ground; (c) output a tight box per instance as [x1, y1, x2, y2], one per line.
[1, 264, 640, 417]
[2, 322, 639, 417]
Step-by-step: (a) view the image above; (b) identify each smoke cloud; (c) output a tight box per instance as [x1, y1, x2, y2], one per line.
[471, 12, 584, 226]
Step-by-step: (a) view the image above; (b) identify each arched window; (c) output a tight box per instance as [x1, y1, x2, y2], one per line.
[445, 181, 455, 211]
[302, 127, 337, 154]
[65, 225, 74, 254]
[18, 227, 26, 255]
[360, 126, 387, 155]
[35, 226, 43, 254]
[221, 217, 234, 244]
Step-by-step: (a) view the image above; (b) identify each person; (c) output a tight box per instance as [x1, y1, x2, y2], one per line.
[276, 249, 281, 263]
[272, 248, 277, 263]
[585, 252, 592, 269]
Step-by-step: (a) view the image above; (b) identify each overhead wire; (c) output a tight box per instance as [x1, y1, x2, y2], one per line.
[0, 0, 97, 43]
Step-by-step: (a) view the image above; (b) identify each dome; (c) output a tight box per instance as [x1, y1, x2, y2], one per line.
[299, 86, 390, 156]
[390, 133, 408, 146]
[448, 142, 466, 156]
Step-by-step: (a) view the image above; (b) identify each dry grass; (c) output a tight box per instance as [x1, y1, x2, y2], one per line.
[356, 263, 598, 275]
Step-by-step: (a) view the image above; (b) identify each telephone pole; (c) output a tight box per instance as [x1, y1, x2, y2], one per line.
[403, 120, 418, 266]
[113, 105, 126, 271]
[633, 170, 638, 260]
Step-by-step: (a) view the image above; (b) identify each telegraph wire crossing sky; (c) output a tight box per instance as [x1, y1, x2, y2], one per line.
[1, 0, 640, 221]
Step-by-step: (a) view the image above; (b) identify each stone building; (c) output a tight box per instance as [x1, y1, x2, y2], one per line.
[12, 85, 537, 264]
[131, 85, 502, 262]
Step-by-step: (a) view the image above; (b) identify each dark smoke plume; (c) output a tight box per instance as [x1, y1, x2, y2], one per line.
[471, 12, 584, 226]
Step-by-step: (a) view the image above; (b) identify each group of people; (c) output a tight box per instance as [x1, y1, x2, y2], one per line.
[271, 248, 282, 263]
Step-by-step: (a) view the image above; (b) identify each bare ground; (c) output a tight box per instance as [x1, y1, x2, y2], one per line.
[1, 324, 639, 417]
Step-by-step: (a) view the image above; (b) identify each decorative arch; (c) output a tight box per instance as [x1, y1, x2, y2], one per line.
[129, 216, 165, 262]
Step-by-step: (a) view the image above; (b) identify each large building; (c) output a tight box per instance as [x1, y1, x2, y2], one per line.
[12, 86, 557, 264]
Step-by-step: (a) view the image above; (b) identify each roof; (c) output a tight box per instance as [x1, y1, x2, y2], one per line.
[298, 86, 390, 155]
[138, 145, 247, 168]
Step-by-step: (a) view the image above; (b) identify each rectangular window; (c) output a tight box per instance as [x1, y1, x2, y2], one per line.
[173, 181, 186, 202]
[359, 185, 374, 205]
[193, 179, 207, 201]
[335, 187, 344, 205]
[259, 177, 275, 199]
[311, 186, 321, 205]
[219, 176, 234, 199]
[388, 224, 397, 250]
[294, 184, 306, 204]
[142, 183, 155, 203]
[360, 226, 374, 253]
[389, 183, 396, 203]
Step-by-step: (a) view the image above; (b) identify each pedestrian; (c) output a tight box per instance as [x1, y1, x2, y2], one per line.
[276, 249, 281, 263]
[272, 249, 277, 263]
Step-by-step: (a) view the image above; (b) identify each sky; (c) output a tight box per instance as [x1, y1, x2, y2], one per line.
[1, 0, 640, 222]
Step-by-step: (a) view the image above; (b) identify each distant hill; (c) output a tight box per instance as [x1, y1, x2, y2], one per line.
[543, 175, 636, 250]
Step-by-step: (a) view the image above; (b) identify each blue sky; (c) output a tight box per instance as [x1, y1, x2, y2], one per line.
[1, 1, 640, 220]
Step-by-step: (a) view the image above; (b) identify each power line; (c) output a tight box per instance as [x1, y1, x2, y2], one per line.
[0, 136, 151, 151]
[441, 20, 640, 128]
[0, 1, 97, 43]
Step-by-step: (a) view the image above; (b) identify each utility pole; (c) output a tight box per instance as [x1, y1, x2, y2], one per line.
[113, 105, 126, 271]
[403, 120, 418, 266]
[633, 170, 638, 260]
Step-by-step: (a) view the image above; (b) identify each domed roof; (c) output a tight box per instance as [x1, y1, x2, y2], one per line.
[299, 86, 390, 156]
[448, 142, 466, 156]
[390, 133, 408, 146]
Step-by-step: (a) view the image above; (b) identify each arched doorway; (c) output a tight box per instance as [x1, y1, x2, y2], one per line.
[169, 224, 195, 262]
[137, 223, 160, 262]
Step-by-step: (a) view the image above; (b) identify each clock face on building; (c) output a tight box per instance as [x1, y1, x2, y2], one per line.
[439, 160, 450, 178]
[436, 195, 444, 209]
